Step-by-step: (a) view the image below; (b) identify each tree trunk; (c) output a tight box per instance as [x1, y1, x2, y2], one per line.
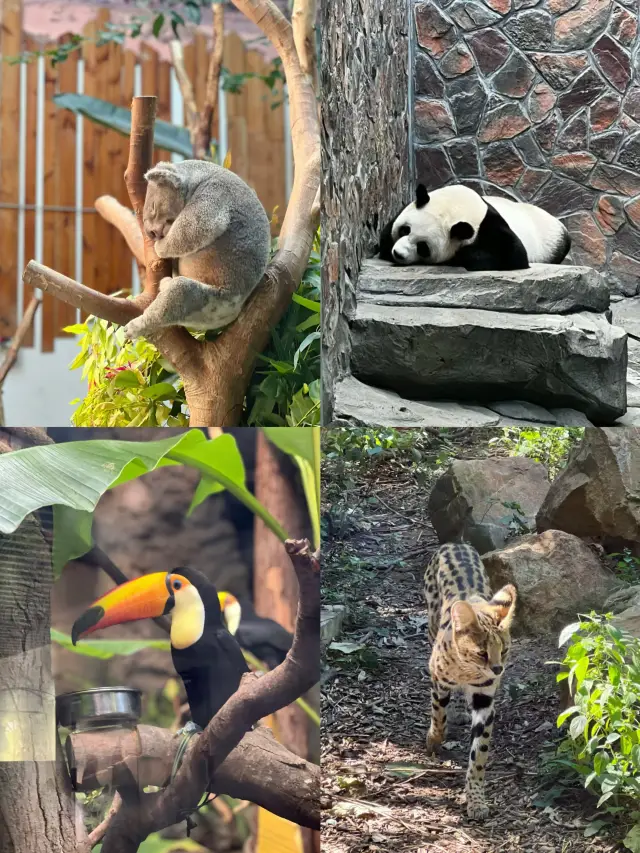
[0, 513, 80, 852]
[252, 432, 319, 853]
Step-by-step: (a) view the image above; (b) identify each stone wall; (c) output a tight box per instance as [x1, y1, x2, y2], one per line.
[412, 0, 640, 295]
[321, 0, 411, 421]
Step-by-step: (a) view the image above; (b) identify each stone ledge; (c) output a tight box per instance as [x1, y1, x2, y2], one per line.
[359, 259, 611, 314]
[333, 376, 501, 427]
[350, 304, 628, 423]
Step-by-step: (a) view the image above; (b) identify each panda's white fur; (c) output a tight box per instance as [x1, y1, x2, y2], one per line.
[388, 184, 570, 270]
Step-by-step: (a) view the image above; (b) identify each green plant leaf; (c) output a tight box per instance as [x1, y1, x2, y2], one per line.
[559, 621, 582, 647]
[625, 824, 640, 852]
[51, 629, 170, 659]
[185, 433, 247, 511]
[52, 93, 193, 157]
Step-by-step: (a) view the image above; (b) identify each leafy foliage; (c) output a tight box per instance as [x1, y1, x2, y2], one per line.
[488, 427, 583, 479]
[549, 615, 640, 848]
[608, 549, 640, 584]
[66, 231, 320, 427]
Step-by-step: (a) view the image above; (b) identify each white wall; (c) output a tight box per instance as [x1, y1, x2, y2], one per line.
[3, 339, 87, 427]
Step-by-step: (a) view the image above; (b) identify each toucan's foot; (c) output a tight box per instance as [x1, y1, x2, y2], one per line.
[177, 720, 202, 737]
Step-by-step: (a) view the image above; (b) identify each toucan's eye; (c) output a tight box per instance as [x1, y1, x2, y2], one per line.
[173, 580, 182, 590]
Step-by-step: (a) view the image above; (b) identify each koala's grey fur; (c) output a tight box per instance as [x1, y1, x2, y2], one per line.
[123, 160, 271, 341]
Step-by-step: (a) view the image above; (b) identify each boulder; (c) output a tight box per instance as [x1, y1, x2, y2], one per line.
[483, 530, 618, 635]
[357, 259, 611, 314]
[350, 303, 627, 423]
[604, 584, 640, 638]
[333, 375, 500, 427]
[536, 428, 640, 550]
[428, 457, 550, 553]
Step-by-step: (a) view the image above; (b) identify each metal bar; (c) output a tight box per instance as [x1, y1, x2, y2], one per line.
[0, 202, 104, 213]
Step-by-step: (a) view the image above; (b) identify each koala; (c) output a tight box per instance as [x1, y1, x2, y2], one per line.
[123, 160, 271, 341]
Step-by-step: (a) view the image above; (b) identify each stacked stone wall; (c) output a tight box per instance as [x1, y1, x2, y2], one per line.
[412, 0, 640, 294]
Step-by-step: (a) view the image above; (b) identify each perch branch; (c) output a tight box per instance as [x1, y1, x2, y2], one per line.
[125, 96, 172, 303]
[100, 539, 320, 852]
[0, 296, 41, 386]
[86, 793, 122, 849]
[292, 0, 317, 84]
[68, 724, 319, 830]
[193, 3, 225, 159]
[94, 196, 146, 267]
[169, 40, 198, 131]
[22, 262, 140, 326]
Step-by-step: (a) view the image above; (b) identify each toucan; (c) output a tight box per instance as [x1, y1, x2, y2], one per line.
[72, 568, 249, 729]
[218, 592, 293, 669]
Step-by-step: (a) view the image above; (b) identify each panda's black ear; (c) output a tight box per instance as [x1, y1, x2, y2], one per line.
[450, 221, 475, 240]
[416, 184, 430, 209]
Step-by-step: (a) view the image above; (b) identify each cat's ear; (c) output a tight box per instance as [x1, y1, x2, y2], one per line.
[489, 584, 517, 630]
[451, 600, 480, 635]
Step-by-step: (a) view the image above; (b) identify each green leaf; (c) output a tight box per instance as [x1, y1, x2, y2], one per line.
[264, 427, 320, 548]
[384, 762, 429, 779]
[52, 507, 93, 578]
[0, 432, 203, 568]
[51, 629, 170, 660]
[625, 824, 640, 853]
[558, 621, 582, 647]
[139, 382, 178, 401]
[329, 642, 366, 654]
[291, 292, 320, 312]
[293, 331, 320, 370]
[569, 714, 588, 740]
[152, 13, 165, 37]
[52, 93, 193, 157]
[113, 369, 142, 389]
[186, 434, 247, 512]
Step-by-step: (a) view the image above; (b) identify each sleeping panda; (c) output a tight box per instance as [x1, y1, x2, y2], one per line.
[378, 184, 571, 271]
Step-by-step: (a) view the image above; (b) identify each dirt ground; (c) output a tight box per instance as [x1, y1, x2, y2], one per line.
[321, 433, 624, 853]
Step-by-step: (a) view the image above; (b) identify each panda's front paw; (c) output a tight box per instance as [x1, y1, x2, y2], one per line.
[123, 316, 150, 342]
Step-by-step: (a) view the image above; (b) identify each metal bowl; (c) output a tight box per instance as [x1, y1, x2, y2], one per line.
[56, 687, 142, 730]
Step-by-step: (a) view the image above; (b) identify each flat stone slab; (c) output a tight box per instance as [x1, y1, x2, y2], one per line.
[611, 296, 640, 339]
[350, 304, 628, 424]
[487, 400, 557, 423]
[358, 259, 610, 315]
[333, 376, 500, 427]
[321, 606, 346, 644]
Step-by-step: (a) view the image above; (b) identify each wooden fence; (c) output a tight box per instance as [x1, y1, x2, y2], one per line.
[0, 8, 289, 351]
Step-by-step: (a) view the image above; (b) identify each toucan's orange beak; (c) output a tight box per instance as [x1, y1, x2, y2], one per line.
[72, 572, 174, 645]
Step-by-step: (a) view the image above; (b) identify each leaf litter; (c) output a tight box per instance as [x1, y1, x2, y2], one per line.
[321, 435, 624, 853]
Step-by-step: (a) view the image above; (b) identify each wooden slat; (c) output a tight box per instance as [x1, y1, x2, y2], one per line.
[105, 40, 130, 297]
[22, 35, 38, 348]
[183, 40, 196, 127]
[141, 43, 159, 165]
[224, 32, 249, 180]
[194, 32, 208, 117]
[92, 9, 112, 296]
[42, 54, 58, 351]
[54, 42, 78, 334]
[0, 0, 22, 338]
[81, 15, 99, 302]
[245, 50, 268, 197]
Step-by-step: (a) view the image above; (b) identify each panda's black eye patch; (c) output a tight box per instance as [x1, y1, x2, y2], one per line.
[451, 221, 475, 241]
[398, 225, 410, 238]
[416, 241, 430, 258]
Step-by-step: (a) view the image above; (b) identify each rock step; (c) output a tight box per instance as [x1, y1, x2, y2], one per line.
[333, 376, 595, 427]
[358, 259, 611, 315]
[350, 303, 627, 424]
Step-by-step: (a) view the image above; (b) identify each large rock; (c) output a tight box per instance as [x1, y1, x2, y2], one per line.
[428, 457, 550, 553]
[604, 585, 640, 638]
[333, 375, 500, 426]
[358, 259, 611, 314]
[537, 428, 640, 550]
[483, 530, 618, 635]
[350, 303, 627, 423]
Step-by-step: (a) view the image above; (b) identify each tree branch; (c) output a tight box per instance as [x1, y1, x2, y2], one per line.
[292, 0, 317, 84]
[94, 196, 146, 267]
[193, 2, 225, 159]
[68, 724, 319, 833]
[100, 538, 320, 852]
[170, 40, 198, 132]
[0, 296, 41, 386]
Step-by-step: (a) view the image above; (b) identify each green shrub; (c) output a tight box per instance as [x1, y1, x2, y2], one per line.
[488, 427, 583, 479]
[552, 615, 640, 849]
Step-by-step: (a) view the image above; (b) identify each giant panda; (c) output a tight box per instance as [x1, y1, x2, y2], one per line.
[378, 184, 571, 271]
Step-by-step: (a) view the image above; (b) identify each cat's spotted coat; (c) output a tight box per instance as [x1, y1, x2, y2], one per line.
[424, 543, 517, 819]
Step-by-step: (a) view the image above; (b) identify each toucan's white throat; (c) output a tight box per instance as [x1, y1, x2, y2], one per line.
[170, 584, 205, 649]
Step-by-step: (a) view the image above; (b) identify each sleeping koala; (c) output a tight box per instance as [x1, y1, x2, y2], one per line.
[123, 160, 271, 341]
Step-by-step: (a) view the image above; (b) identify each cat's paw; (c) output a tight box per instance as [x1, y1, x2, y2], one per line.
[466, 797, 489, 820]
[426, 733, 441, 755]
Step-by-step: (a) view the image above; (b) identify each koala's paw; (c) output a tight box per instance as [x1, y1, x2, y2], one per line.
[154, 237, 169, 258]
[123, 316, 150, 342]
[159, 276, 174, 291]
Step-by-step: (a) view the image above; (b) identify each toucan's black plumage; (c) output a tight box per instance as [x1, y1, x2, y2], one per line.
[171, 568, 249, 728]
[235, 598, 293, 669]
[71, 565, 248, 730]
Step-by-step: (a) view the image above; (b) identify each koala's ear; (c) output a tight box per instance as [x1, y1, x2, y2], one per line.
[145, 163, 182, 190]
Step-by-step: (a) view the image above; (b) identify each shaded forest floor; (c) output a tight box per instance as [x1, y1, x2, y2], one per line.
[321, 432, 623, 853]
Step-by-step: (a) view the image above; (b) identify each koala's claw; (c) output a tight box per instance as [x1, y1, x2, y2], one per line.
[123, 317, 149, 342]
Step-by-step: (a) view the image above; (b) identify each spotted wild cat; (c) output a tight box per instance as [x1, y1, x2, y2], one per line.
[424, 543, 517, 820]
